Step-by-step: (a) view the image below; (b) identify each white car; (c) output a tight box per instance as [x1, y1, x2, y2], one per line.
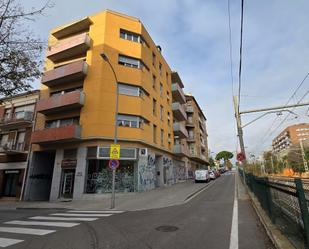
[194, 170, 210, 183]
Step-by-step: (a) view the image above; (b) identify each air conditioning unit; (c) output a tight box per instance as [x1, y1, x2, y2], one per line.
[139, 148, 148, 157]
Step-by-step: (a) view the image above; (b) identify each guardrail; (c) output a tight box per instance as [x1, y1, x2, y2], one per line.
[239, 169, 309, 249]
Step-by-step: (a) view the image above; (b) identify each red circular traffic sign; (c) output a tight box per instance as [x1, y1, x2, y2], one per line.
[237, 152, 246, 162]
[109, 159, 119, 170]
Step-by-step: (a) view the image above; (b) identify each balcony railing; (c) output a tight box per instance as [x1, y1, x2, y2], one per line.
[173, 122, 188, 138]
[31, 125, 81, 144]
[42, 60, 88, 87]
[173, 144, 188, 156]
[171, 72, 184, 88]
[47, 33, 91, 62]
[36, 91, 85, 115]
[186, 106, 194, 113]
[172, 102, 187, 121]
[171, 83, 186, 104]
[187, 136, 195, 142]
[0, 142, 26, 154]
[0, 111, 33, 129]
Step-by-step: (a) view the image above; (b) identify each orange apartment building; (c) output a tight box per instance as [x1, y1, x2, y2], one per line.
[272, 123, 309, 155]
[23, 10, 209, 201]
[0, 91, 39, 200]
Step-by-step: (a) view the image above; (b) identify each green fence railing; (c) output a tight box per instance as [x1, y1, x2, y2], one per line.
[239, 168, 309, 249]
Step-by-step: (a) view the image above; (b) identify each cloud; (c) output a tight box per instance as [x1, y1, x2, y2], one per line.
[23, 0, 309, 157]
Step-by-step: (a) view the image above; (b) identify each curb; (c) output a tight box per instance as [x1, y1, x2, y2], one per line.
[242, 180, 296, 249]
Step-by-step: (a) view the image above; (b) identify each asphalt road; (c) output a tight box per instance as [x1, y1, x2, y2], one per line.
[0, 173, 274, 249]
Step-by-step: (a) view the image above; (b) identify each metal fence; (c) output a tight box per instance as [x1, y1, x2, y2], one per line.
[239, 168, 309, 249]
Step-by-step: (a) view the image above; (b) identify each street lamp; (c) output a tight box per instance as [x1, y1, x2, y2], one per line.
[100, 52, 119, 209]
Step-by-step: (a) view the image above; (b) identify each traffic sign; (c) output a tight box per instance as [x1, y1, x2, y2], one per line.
[110, 144, 120, 159]
[109, 159, 120, 170]
[237, 152, 246, 162]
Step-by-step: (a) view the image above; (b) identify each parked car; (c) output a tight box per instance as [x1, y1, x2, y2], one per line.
[209, 170, 216, 180]
[214, 170, 221, 178]
[194, 170, 210, 183]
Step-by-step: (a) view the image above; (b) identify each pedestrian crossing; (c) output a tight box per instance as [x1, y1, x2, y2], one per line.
[0, 209, 124, 248]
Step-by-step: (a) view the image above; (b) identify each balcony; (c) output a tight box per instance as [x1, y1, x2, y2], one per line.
[186, 120, 195, 128]
[0, 112, 33, 130]
[171, 72, 184, 88]
[0, 142, 27, 155]
[173, 144, 188, 156]
[186, 105, 194, 113]
[172, 102, 187, 121]
[171, 83, 186, 104]
[31, 125, 81, 144]
[173, 122, 188, 138]
[52, 17, 93, 39]
[36, 91, 85, 115]
[187, 136, 195, 142]
[42, 60, 88, 87]
[47, 33, 91, 62]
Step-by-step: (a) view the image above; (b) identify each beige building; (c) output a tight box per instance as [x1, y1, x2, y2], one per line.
[272, 123, 309, 155]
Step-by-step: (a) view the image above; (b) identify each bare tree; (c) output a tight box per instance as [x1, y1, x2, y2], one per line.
[0, 0, 52, 97]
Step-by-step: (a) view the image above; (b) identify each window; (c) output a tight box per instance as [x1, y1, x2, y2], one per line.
[166, 72, 169, 84]
[167, 91, 170, 104]
[117, 114, 143, 128]
[153, 98, 157, 116]
[120, 29, 140, 43]
[167, 111, 171, 126]
[152, 52, 156, 66]
[160, 129, 164, 145]
[45, 117, 79, 129]
[160, 83, 163, 97]
[153, 125, 157, 143]
[159, 63, 162, 75]
[152, 75, 156, 89]
[160, 105, 164, 121]
[118, 83, 146, 97]
[168, 133, 171, 149]
[118, 55, 148, 70]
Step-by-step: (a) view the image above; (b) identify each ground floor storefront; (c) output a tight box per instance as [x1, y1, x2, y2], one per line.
[0, 162, 26, 199]
[24, 143, 195, 201]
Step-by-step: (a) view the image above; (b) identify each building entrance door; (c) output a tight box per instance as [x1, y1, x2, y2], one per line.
[61, 169, 75, 199]
[3, 170, 19, 197]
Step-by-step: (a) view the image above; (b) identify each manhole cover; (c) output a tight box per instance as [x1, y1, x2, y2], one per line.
[155, 225, 179, 232]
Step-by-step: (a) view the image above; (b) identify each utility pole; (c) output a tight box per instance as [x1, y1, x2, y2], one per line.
[299, 140, 309, 172]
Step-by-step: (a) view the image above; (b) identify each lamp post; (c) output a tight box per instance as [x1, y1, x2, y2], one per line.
[100, 53, 119, 209]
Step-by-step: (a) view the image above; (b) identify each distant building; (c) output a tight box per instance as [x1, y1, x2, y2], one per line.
[0, 91, 39, 200]
[272, 123, 309, 155]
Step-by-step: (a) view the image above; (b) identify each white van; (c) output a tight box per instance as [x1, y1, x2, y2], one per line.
[194, 170, 210, 183]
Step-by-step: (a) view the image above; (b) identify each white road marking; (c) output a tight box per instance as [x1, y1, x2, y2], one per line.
[5, 220, 80, 228]
[50, 213, 113, 217]
[0, 238, 23, 248]
[229, 174, 239, 249]
[0, 227, 55, 235]
[67, 210, 124, 214]
[29, 216, 98, 222]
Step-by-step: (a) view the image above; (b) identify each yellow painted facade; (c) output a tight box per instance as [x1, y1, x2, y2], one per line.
[36, 10, 174, 152]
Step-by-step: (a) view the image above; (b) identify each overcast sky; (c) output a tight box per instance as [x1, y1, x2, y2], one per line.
[22, 0, 309, 158]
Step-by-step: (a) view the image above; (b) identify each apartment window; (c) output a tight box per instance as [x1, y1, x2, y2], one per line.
[168, 133, 171, 149]
[152, 75, 156, 90]
[166, 72, 169, 84]
[118, 55, 148, 70]
[167, 91, 170, 104]
[0, 134, 8, 146]
[160, 83, 163, 97]
[159, 63, 162, 75]
[118, 83, 146, 97]
[120, 29, 140, 43]
[160, 129, 164, 146]
[153, 125, 157, 143]
[167, 111, 171, 126]
[45, 117, 79, 129]
[153, 98, 157, 116]
[152, 52, 156, 66]
[117, 114, 143, 128]
[14, 105, 35, 119]
[160, 105, 164, 121]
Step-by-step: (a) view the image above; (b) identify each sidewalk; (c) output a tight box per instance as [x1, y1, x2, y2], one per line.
[0, 180, 209, 211]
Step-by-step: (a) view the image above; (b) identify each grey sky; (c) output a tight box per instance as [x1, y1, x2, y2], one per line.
[22, 0, 309, 157]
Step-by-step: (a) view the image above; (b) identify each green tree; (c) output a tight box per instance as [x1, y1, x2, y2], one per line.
[0, 0, 52, 97]
[209, 157, 216, 168]
[216, 151, 233, 169]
